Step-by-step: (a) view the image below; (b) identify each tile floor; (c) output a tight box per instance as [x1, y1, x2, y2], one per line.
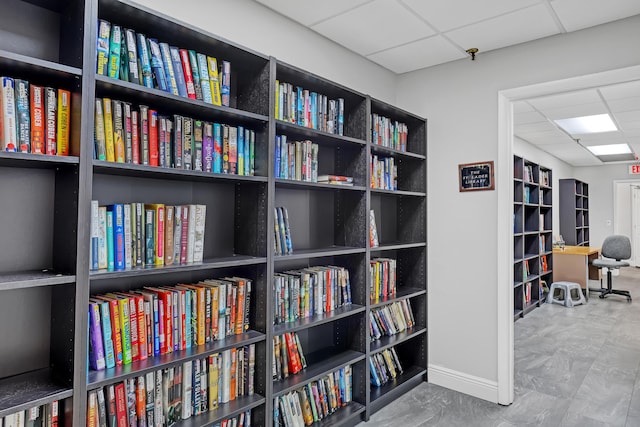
[358, 267, 640, 426]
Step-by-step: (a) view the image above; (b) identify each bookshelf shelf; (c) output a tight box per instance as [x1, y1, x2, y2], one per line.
[369, 365, 426, 411]
[273, 305, 366, 335]
[0, 369, 72, 418]
[370, 327, 427, 354]
[88, 255, 268, 280]
[173, 394, 266, 427]
[560, 179, 590, 246]
[93, 160, 269, 183]
[370, 287, 426, 308]
[273, 246, 366, 261]
[275, 179, 366, 192]
[87, 330, 265, 390]
[0, 271, 75, 291]
[0, 0, 427, 424]
[272, 350, 366, 397]
[95, 75, 270, 126]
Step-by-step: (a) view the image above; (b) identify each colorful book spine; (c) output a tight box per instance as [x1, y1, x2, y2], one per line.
[203, 122, 213, 172]
[14, 79, 30, 153]
[30, 84, 45, 154]
[158, 42, 179, 95]
[196, 53, 212, 104]
[111, 99, 124, 162]
[188, 50, 203, 101]
[170, 46, 188, 97]
[99, 300, 116, 369]
[206, 56, 222, 106]
[221, 60, 230, 107]
[212, 122, 222, 173]
[107, 25, 122, 79]
[89, 302, 106, 370]
[94, 99, 106, 160]
[147, 38, 168, 92]
[123, 102, 133, 163]
[108, 204, 125, 270]
[180, 49, 197, 100]
[183, 117, 193, 170]
[106, 210, 115, 271]
[124, 28, 140, 84]
[136, 33, 154, 88]
[148, 109, 159, 166]
[139, 105, 149, 164]
[237, 125, 244, 176]
[2, 77, 18, 152]
[131, 110, 140, 164]
[102, 98, 115, 162]
[96, 20, 111, 76]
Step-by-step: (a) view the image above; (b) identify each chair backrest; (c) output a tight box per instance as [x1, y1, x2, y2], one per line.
[601, 235, 631, 261]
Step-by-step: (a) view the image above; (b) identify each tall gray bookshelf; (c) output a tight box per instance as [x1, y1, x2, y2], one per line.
[559, 179, 590, 246]
[513, 156, 553, 320]
[0, 0, 428, 425]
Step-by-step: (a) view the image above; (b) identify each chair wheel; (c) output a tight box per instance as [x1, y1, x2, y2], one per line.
[628, 297, 632, 302]
[599, 294, 605, 299]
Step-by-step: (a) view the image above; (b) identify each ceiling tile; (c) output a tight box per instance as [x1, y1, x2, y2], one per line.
[614, 110, 640, 126]
[527, 90, 601, 110]
[538, 102, 609, 120]
[514, 110, 546, 125]
[578, 133, 627, 144]
[514, 121, 556, 133]
[551, 0, 640, 32]
[540, 144, 601, 166]
[253, 0, 373, 26]
[444, 4, 559, 52]
[402, 0, 540, 32]
[514, 101, 536, 114]
[515, 130, 571, 145]
[311, 0, 435, 56]
[366, 35, 465, 74]
[607, 97, 640, 114]
[599, 81, 640, 100]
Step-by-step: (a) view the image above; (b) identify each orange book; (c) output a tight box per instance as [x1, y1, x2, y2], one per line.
[229, 347, 237, 401]
[30, 85, 44, 154]
[135, 376, 146, 424]
[56, 89, 70, 155]
[284, 332, 303, 374]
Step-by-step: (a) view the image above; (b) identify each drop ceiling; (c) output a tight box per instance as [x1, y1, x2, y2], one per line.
[253, 0, 640, 74]
[254, 0, 640, 167]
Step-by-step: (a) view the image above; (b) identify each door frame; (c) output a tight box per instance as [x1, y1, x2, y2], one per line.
[497, 65, 640, 405]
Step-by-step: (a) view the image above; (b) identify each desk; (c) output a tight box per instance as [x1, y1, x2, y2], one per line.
[553, 246, 601, 298]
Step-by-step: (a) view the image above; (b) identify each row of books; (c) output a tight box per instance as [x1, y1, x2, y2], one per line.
[273, 332, 307, 381]
[273, 365, 352, 426]
[370, 257, 397, 303]
[95, 98, 256, 174]
[524, 281, 534, 304]
[369, 347, 404, 387]
[274, 206, 293, 256]
[1, 400, 59, 427]
[370, 300, 415, 341]
[523, 165, 535, 183]
[273, 265, 352, 325]
[1, 77, 70, 155]
[540, 254, 549, 272]
[274, 81, 344, 136]
[90, 202, 206, 272]
[370, 154, 398, 191]
[371, 113, 408, 152]
[97, 20, 230, 107]
[274, 135, 318, 182]
[87, 346, 254, 427]
[88, 277, 251, 370]
[540, 170, 550, 186]
[317, 175, 354, 186]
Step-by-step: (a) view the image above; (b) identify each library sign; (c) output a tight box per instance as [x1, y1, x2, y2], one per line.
[459, 161, 495, 192]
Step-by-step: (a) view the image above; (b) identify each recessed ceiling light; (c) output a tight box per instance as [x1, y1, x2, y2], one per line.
[586, 143, 631, 156]
[554, 114, 617, 135]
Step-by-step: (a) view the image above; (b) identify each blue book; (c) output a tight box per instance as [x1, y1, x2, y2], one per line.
[136, 33, 154, 88]
[158, 42, 179, 95]
[97, 299, 116, 368]
[88, 302, 106, 370]
[213, 122, 222, 173]
[106, 210, 115, 271]
[237, 125, 244, 176]
[107, 204, 125, 270]
[170, 46, 188, 97]
[184, 288, 192, 349]
[147, 38, 168, 92]
[274, 135, 281, 178]
[196, 53, 213, 104]
[107, 25, 122, 79]
[311, 92, 318, 129]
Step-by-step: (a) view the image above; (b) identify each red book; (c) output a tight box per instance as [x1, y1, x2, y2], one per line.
[179, 49, 197, 100]
[325, 268, 332, 312]
[45, 87, 57, 155]
[117, 292, 147, 361]
[114, 382, 128, 427]
[148, 108, 159, 166]
[30, 85, 45, 154]
[131, 111, 140, 164]
[144, 287, 172, 354]
[284, 332, 303, 374]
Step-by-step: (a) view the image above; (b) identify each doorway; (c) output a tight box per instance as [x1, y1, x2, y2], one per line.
[615, 180, 640, 267]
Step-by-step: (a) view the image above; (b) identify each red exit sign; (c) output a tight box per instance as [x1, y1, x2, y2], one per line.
[630, 165, 640, 175]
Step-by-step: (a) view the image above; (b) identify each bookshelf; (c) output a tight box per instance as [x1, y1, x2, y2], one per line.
[0, 0, 427, 425]
[513, 156, 553, 320]
[559, 179, 590, 246]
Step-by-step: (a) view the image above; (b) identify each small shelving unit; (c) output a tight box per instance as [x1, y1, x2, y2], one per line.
[559, 179, 590, 246]
[513, 156, 553, 320]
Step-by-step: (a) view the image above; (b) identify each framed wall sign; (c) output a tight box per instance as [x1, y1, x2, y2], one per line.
[459, 160, 495, 192]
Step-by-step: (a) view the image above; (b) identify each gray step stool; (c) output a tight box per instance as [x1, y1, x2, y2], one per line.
[547, 281, 586, 307]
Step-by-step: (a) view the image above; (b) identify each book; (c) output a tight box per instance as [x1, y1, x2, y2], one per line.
[1, 77, 17, 152]
[107, 25, 122, 79]
[179, 49, 197, 100]
[96, 20, 111, 76]
[159, 42, 179, 96]
[207, 56, 222, 106]
[114, 382, 128, 427]
[187, 50, 203, 101]
[111, 99, 124, 162]
[220, 60, 230, 107]
[14, 79, 30, 153]
[193, 120, 203, 171]
[139, 105, 149, 164]
[94, 99, 107, 160]
[103, 98, 115, 162]
[196, 53, 212, 104]
[88, 301, 106, 370]
[30, 84, 44, 154]
[148, 109, 159, 166]
[123, 102, 133, 163]
[136, 33, 154, 88]
[147, 38, 168, 92]
[164, 205, 175, 266]
[193, 205, 206, 263]
[370, 209, 380, 248]
[170, 46, 188, 97]
[118, 30, 129, 83]
[124, 28, 140, 84]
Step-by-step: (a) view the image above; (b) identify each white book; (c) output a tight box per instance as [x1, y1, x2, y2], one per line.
[124, 203, 132, 269]
[187, 204, 197, 263]
[154, 369, 164, 427]
[98, 206, 108, 269]
[200, 358, 208, 412]
[182, 361, 192, 419]
[218, 282, 227, 338]
[173, 206, 182, 264]
[221, 349, 231, 403]
[1, 77, 17, 151]
[193, 204, 206, 263]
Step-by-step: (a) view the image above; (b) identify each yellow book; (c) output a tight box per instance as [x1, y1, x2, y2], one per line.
[209, 353, 219, 409]
[103, 98, 115, 162]
[56, 89, 70, 156]
[207, 56, 222, 106]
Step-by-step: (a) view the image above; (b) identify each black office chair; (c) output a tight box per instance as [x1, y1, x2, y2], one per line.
[591, 235, 632, 302]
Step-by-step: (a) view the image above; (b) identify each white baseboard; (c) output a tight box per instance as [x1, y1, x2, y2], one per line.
[428, 364, 499, 403]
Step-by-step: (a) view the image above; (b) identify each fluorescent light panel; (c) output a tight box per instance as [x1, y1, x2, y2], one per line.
[587, 143, 631, 156]
[554, 113, 617, 135]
